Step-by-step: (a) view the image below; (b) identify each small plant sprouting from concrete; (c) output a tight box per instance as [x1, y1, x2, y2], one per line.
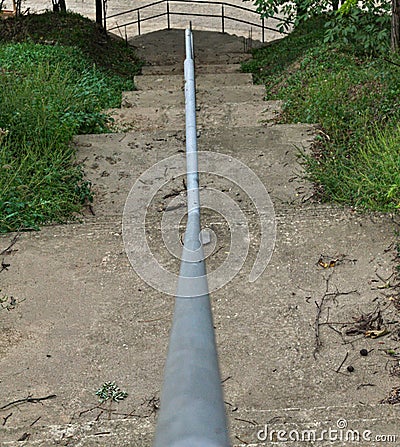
[96, 381, 128, 403]
[96, 381, 128, 419]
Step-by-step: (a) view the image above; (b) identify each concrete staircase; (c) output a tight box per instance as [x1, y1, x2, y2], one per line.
[1, 29, 399, 446]
[107, 73, 282, 132]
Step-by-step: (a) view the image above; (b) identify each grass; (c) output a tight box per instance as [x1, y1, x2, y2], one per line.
[0, 12, 142, 232]
[0, 11, 140, 77]
[242, 17, 400, 211]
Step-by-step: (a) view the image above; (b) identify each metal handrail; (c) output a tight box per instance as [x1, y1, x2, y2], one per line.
[153, 28, 230, 447]
[106, 0, 287, 40]
[108, 0, 278, 20]
[107, 0, 165, 19]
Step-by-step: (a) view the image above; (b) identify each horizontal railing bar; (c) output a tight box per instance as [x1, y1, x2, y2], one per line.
[172, 12, 281, 33]
[107, 0, 165, 19]
[108, 12, 166, 30]
[169, 11, 226, 19]
[168, 0, 282, 21]
[107, 0, 284, 23]
[224, 14, 288, 32]
[108, 10, 285, 34]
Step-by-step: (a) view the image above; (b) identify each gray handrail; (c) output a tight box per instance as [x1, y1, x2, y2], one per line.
[107, 0, 279, 20]
[152, 28, 231, 447]
[106, 0, 288, 40]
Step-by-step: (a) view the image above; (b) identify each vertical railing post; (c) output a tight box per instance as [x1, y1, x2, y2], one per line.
[152, 28, 231, 447]
[137, 9, 141, 35]
[102, 0, 107, 31]
[221, 4, 225, 34]
[167, 0, 171, 29]
[95, 0, 102, 26]
[262, 16, 265, 43]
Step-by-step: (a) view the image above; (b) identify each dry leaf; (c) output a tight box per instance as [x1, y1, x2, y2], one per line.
[365, 328, 390, 339]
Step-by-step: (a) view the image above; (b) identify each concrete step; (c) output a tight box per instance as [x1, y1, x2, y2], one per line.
[1, 203, 398, 437]
[141, 63, 243, 75]
[130, 29, 261, 66]
[121, 85, 267, 108]
[2, 404, 399, 446]
[134, 73, 254, 90]
[73, 124, 313, 218]
[106, 101, 281, 131]
[135, 51, 253, 67]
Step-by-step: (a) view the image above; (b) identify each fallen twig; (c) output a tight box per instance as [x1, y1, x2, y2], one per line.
[313, 273, 333, 358]
[2, 412, 12, 425]
[344, 305, 385, 336]
[0, 234, 19, 256]
[234, 417, 258, 426]
[30, 416, 41, 427]
[235, 435, 250, 445]
[224, 401, 238, 412]
[0, 260, 11, 273]
[0, 394, 56, 410]
[336, 352, 349, 373]
[314, 297, 325, 357]
[314, 272, 358, 357]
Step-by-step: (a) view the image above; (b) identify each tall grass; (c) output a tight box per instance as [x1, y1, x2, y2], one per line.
[0, 42, 136, 232]
[307, 125, 400, 210]
[243, 17, 400, 211]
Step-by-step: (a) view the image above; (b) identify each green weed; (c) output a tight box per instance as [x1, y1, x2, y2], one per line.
[243, 17, 400, 211]
[0, 26, 140, 232]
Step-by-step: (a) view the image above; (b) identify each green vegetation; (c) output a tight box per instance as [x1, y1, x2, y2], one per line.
[243, 17, 400, 211]
[249, 0, 397, 52]
[96, 381, 128, 404]
[0, 12, 142, 232]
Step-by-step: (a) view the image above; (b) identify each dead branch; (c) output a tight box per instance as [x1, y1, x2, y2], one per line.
[336, 352, 349, 373]
[0, 394, 56, 410]
[0, 234, 19, 256]
[313, 271, 358, 357]
[2, 412, 12, 426]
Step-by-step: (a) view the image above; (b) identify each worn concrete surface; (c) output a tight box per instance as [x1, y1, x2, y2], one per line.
[114, 85, 279, 130]
[131, 29, 264, 66]
[121, 85, 268, 107]
[2, 404, 400, 446]
[140, 63, 243, 75]
[1, 25, 400, 447]
[1, 204, 399, 445]
[72, 125, 313, 218]
[107, 101, 282, 130]
[135, 73, 255, 90]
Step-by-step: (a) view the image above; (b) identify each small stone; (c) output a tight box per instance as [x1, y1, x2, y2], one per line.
[360, 349, 369, 357]
[347, 365, 355, 373]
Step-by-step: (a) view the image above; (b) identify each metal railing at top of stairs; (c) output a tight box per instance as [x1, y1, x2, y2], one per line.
[106, 0, 288, 42]
[152, 27, 231, 447]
